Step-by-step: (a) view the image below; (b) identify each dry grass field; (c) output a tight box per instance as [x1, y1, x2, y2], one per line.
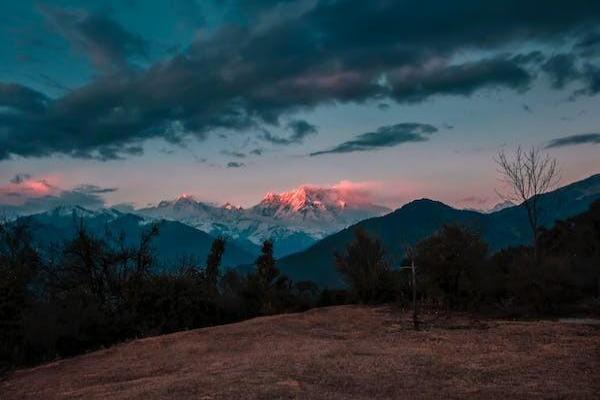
[2, 305, 599, 399]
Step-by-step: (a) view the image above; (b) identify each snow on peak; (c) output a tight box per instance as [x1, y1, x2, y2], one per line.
[157, 194, 200, 208]
[487, 200, 515, 213]
[175, 193, 197, 202]
[222, 202, 242, 211]
[259, 184, 361, 212]
[137, 184, 390, 253]
[47, 205, 121, 219]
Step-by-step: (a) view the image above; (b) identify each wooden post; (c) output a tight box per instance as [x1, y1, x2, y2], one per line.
[411, 259, 419, 330]
[401, 251, 419, 331]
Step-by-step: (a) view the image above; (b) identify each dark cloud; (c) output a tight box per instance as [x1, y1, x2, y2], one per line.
[221, 150, 247, 158]
[1, 1, 600, 160]
[377, 103, 390, 111]
[388, 56, 532, 102]
[579, 64, 600, 95]
[522, 104, 532, 113]
[567, 63, 600, 99]
[262, 120, 318, 145]
[0, 83, 49, 113]
[575, 31, 600, 56]
[250, 148, 263, 156]
[226, 161, 245, 168]
[10, 173, 32, 184]
[311, 123, 437, 156]
[72, 184, 118, 194]
[546, 133, 600, 148]
[39, 5, 147, 73]
[542, 54, 580, 89]
[172, 0, 206, 28]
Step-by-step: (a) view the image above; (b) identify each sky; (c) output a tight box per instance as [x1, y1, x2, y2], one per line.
[0, 0, 599, 213]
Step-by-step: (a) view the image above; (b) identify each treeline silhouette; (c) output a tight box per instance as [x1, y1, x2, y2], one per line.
[337, 200, 600, 313]
[1, 200, 599, 370]
[0, 222, 320, 370]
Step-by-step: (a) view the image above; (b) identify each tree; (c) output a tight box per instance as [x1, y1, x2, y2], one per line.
[0, 219, 41, 366]
[495, 146, 559, 263]
[256, 240, 278, 285]
[334, 229, 394, 304]
[250, 239, 280, 314]
[415, 224, 488, 309]
[205, 237, 226, 291]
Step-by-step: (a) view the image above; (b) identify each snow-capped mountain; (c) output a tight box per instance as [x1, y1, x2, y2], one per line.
[17, 205, 255, 268]
[486, 200, 516, 213]
[464, 200, 516, 214]
[254, 185, 389, 224]
[136, 185, 391, 257]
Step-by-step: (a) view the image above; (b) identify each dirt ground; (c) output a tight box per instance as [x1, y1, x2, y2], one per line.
[2, 305, 599, 399]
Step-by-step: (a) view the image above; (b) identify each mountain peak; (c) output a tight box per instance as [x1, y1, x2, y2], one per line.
[222, 202, 242, 211]
[259, 185, 368, 212]
[175, 193, 197, 202]
[157, 194, 200, 208]
[487, 200, 515, 213]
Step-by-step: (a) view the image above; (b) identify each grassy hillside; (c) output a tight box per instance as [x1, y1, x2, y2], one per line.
[2, 306, 598, 399]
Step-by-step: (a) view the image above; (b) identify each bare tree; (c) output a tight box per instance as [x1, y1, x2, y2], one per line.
[495, 146, 559, 262]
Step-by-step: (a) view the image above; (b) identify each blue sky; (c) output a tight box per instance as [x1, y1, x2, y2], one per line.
[1, 0, 599, 210]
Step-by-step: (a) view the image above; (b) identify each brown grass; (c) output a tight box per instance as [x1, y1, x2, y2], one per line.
[2, 305, 599, 399]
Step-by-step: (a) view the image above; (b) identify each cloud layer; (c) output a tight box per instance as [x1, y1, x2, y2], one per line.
[311, 123, 437, 156]
[1, 1, 600, 160]
[262, 120, 318, 145]
[546, 133, 600, 148]
[39, 5, 148, 73]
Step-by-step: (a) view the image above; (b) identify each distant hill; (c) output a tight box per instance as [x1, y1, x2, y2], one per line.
[277, 174, 600, 287]
[18, 206, 255, 269]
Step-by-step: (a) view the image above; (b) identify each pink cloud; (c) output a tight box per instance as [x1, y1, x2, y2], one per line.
[0, 174, 112, 216]
[0, 176, 59, 206]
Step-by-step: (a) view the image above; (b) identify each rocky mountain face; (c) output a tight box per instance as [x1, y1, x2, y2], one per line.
[137, 185, 391, 257]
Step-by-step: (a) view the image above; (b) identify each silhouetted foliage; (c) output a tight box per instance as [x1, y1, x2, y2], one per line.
[1, 201, 598, 370]
[205, 237, 225, 292]
[489, 200, 600, 312]
[256, 240, 278, 285]
[242, 240, 292, 314]
[415, 224, 488, 309]
[0, 220, 41, 367]
[335, 229, 397, 303]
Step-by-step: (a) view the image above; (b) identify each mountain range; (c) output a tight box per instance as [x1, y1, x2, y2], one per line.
[136, 185, 390, 257]
[277, 174, 600, 286]
[19, 206, 254, 268]
[10, 174, 600, 285]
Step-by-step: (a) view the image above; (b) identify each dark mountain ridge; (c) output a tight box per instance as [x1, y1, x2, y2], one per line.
[277, 174, 600, 286]
[17, 206, 255, 269]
